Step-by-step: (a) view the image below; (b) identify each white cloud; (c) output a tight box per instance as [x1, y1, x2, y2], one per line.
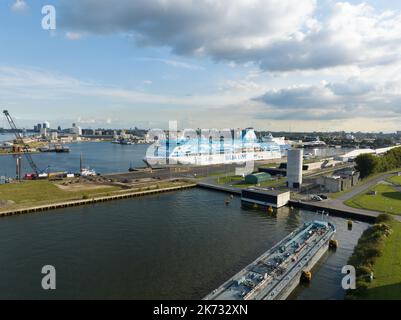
[65, 32, 84, 40]
[60, 0, 316, 70]
[59, 1, 401, 73]
[254, 77, 401, 121]
[137, 58, 204, 71]
[11, 0, 28, 12]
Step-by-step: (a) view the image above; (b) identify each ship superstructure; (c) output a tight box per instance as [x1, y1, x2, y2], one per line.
[261, 133, 292, 155]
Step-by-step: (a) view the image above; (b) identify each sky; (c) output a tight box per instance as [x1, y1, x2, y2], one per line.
[1, 0, 401, 132]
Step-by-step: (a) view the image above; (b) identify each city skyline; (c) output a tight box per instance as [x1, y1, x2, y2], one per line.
[1, 0, 401, 132]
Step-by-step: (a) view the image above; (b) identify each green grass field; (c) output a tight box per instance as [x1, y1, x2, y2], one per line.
[363, 219, 401, 299]
[233, 177, 286, 188]
[215, 174, 286, 188]
[389, 175, 401, 185]
[216, 175, 243, 184]
[0, 180, 119, 210]
[345, 184, 401, 216]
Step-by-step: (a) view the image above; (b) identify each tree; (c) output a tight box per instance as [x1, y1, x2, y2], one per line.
[355, 153, 380, 178]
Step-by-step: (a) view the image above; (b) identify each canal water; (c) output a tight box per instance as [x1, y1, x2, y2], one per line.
[0, 188, 368, 300]
[0, 142, 149, 178]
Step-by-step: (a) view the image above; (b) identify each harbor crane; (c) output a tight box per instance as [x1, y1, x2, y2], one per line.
[3, 110, 40, 175]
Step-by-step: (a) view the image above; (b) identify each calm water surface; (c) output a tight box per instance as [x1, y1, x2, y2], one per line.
[0, 142, 149, 177]
[0, 189, 367, 300]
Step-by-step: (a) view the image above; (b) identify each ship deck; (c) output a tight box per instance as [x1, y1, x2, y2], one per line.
[204, 220, 336, 300]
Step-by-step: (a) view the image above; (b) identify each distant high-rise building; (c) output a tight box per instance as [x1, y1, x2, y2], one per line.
[40, 127, 48, 137]
[70, 123, 82, 136]
[43, 121, 50, 129]
[50, 132, 58, 140]
[37, 123, 42, 131]
[57, 126, 62, 132]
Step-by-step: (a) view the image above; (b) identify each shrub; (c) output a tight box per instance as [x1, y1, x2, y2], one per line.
[376, 214, 393, 224]
[364, 246, 382, 259]
[355, 280, 369, 292]
[346, 220, 394, 299]
[357, 265, 372, 276]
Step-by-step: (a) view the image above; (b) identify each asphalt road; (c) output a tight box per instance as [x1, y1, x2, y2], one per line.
[322, 172, 401, 222]
[335, 173, 394, 201]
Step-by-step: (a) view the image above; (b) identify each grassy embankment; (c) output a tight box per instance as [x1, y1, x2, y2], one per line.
[0, 180, 119, 210]
[389, 175, 401, 185]
[343, 176, 401, 216]
[0, 179, 193, 212]
[347, 214, 401, 300]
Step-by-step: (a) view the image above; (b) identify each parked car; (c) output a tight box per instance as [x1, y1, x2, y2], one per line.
[310, 195, 324, 201]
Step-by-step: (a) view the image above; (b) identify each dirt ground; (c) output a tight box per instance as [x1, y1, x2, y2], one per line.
[0, 200, 15, 208]
[55, 183, 113, 192]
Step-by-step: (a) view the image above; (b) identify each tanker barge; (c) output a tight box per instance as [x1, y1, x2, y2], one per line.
[204, 220, 336, 300]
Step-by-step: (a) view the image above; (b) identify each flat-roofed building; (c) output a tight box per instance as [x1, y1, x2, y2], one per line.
[241, 188, 290, 208]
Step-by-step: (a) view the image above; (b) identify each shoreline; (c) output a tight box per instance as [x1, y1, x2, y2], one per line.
[0, 140, 151, 157]
[0, 183, 196, 218]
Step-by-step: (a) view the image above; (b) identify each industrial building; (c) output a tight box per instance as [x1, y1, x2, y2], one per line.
[287, 149, 303, 189]
[241, 188, 290, 208]
[244, 172, 272, 184]
[317, 170, 360, 193]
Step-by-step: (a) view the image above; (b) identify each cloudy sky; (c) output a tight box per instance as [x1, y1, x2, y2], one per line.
[1, 0, 401, 131]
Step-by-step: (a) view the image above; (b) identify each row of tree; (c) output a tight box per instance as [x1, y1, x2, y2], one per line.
[355, 147, 401, 178]
[346, 214, 394, 299]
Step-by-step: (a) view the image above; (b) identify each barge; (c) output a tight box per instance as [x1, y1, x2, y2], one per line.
[204, 220, 336, 300]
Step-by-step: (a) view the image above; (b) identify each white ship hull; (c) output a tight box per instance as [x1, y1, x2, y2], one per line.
[147, 150, 282, 166]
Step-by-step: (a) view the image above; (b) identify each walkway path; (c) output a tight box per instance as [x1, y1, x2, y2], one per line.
[325, 172, 401, 222]
[335, 173, 394, 202]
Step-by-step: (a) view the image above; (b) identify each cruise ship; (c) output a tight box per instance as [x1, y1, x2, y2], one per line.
[145, 128, 283, 166]
[261, 133, 292, 155]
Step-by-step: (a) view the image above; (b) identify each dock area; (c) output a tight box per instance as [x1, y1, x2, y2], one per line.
[196, 181, 241, 195]
[290, 200, 378, 223]
[204, 220, 336, 300]
[196, 179, 384, 223]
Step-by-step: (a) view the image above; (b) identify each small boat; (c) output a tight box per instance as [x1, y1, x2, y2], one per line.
[80, 168, 97, 177]
[39, 144, 70, 153]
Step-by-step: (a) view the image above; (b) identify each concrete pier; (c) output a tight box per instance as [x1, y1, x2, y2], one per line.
[196, 181, 241, 195]
[290, 200, 378, 223]
[196, 180, 381, 223]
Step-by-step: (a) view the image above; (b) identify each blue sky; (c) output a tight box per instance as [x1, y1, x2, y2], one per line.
[1, 0, 401, 132]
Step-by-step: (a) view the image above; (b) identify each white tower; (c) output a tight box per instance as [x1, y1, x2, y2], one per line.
[287, 149, 303, 189]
